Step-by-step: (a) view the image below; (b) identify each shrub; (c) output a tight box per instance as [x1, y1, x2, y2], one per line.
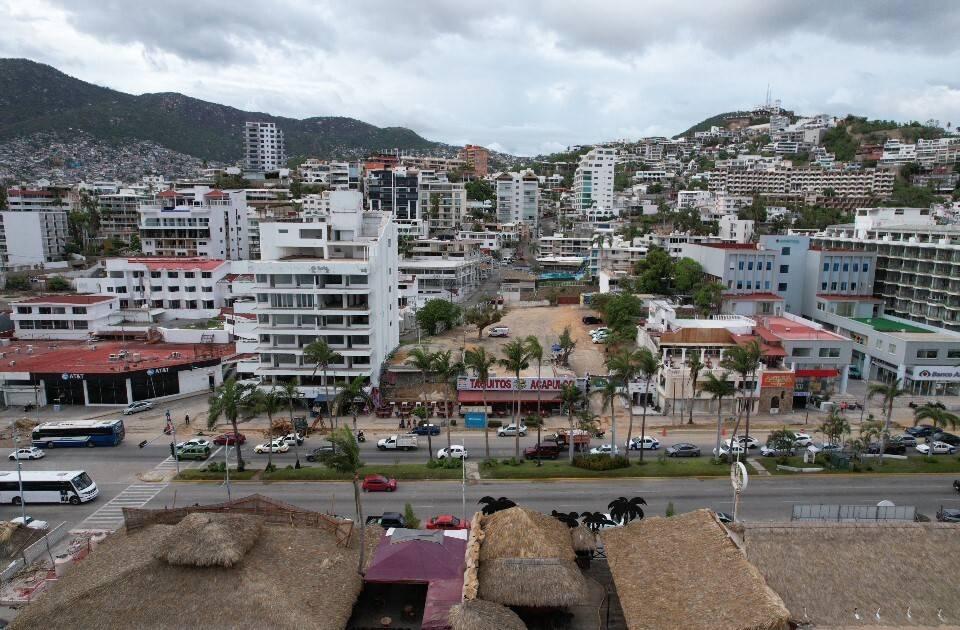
[524, 415, 543, 427]
[205, 461, 225, 473]
[449, 419, 457, 427]
[264, 463, 277, 473]
[46, 276, 70, 291]
[487, 420, 502, 429]
[5, 275, 29, 291]
[665, 501, 676, 517]
[403, 503, 420, 529]
[572, 454, 630, 471]
[480, 458, 499, 470]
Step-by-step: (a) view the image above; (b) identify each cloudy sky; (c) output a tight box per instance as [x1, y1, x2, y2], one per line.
[3, 0, 960, 155]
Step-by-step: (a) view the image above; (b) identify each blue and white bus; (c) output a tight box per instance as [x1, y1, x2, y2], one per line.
[31, 418, 125, 448]
[0, 470, 99, 505]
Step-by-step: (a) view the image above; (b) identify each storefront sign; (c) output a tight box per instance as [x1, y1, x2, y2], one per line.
[464, 412, 487, 429]
[457, 376, 581, 391]
[761, 372, 796, 389]
[911, 366, 960, 382]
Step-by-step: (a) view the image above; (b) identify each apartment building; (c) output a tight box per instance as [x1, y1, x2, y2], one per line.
[708, 167, 895, 198]
[495, 170, 540, 229]
[76, 257, 231, 316]
[398, 239, 482, 306]
[681, 243, 782, 316]
[138, 187, 251, 260]
[297, 159, 359, 189]
[11, 294, 118, 340]
[717, 216, 754, 243]
[243, 121, 286, 172]
[1, 188, 69, 267]
[458, 144, 490, 176]
[252, 190, 399, 396]
[573, 148, 616, 212]
[365, 167, 423, 237]
[418, 172, 467, 235]
[98, 189, 149, 241]
[456, 230, 504, 252]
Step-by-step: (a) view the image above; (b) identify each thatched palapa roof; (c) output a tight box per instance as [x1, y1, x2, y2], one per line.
[11, 510, 366, 630]
[477, 506, 587, 608]
[449, 599, 526, 630]
[743, 521, 960, 628]
[601, 509, 790, 630]
[569, 525, 597, 553]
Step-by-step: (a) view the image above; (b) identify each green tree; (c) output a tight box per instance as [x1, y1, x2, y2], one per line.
[593, 378, 620, 456]
[432, 350, 463, 451]
[738, 196, 767, 223]
[0, 187, 6, 210]
[304, 340, 343, 430]
[464, 304, 502, 339]
[129, 234, 142, 252]
[317, 427, 366, 574]
[685, 350, 704, 425]
[607, 496, 646, 524]
[524, 336, 545, 464]
[207, 378, 252, 471]
[416, 299, 462, 336]
[721, 340, 762, 444]
[464, 346, 496, 459]
[560, 383, 584, 464]
[46, 276, 70, 291]
[5, 275, 29, 291]
[700, 372, 736, 458]
[633, 246, 673, 294]
[557, 326, 576, 366]
[867, 378, 906, 464]
[247, 387, 285, 470]
[818, 409, 851, 447]
[333, 377, 375, 436]
[766, 428, 797, 451]
[673, 258, 703, 294]
[279, 379, 304, 467]
[913, 402, 959, 431]
[465, 179, 495, 202]
[606, 349, 639, 461]
[406, 347, 437, 460]
[499, 340, 530, 458]
[633, 348, 660, 462]
[591, 232, 613, 275]
[693, 281, 724, 317]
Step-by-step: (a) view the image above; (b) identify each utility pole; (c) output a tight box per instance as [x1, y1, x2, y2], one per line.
[11, 423, 27, 524]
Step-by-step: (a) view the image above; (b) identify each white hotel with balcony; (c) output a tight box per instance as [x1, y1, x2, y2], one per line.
[251, 191, 399, 399]
[138, 186, 251, 260]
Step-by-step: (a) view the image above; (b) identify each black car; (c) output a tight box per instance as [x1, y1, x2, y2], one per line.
[906, 425, 937, 438]
[665, 443, 701, 457]
[865, 442, 906, 455]
[937, 507, 960, 523]
[892, 434, 918, 447]
[305, 444, 338, 462]
[715, 511, 734, 524]
[366, 512, 406, 529]
[932, 432, 960, 446]
[582, 316, 603, 325]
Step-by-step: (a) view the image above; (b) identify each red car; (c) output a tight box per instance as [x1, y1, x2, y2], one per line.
[361, 474, 397, 492]
[213, 432, 246, 446]
[425, 514, 469, 530]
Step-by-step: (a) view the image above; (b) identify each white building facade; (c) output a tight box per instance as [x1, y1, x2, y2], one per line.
[11, 295, 118, 340]
[495, 170, 540, 229]
[573, 148, 616, 213]
[139, 187, 251, 260]
[243, 121, 286, 172]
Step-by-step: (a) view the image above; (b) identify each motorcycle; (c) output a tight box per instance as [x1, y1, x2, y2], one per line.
[23, 403, 34, 412]
[356, 431, 366, 443]
[593, 429, 606, 439]
[953, 479, 960, 494]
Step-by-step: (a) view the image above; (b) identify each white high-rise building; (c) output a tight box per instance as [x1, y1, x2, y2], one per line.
[1, 187, 70, 268]
[419, 171, 467, 235]
[573, 148, 616, 213]
[138, 186, 251, 260]
[496, 170, 540, 229]
[252, 191, 399, 397]
[243, 121, 286, 172]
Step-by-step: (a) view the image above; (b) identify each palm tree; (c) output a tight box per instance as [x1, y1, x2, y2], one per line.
[594, 378, 619, 454]
[499, 340, 530, 459]
[464, 347, 496, 459]
[478, 496, 516, 516]
[279, 378, 303, 468]
[721, 340, 762, 444]
[333, 377, 375, 436]
[607, 496, 647, 525]
[868, 378, 907, 464]
[406, 347, 437, 459]
[580, 511, 614, 533]
[560, 383, 584, 464]
[247, 386, 285, 470]
[634, 348, 660, 463]
[685, 350, 704, 425]
[913, 402, 959, 431]
[317, 427, 366, 574]
[304, 339, 343, 430]
[591, 232, 612, 277]
[207, 378, 251, 472]
[524, 336, 545, 464]
[606, 349, 638, 461]
[432, 350, 463, 450]
[700, 372, 736, 458]
[550, 510, 580, 528]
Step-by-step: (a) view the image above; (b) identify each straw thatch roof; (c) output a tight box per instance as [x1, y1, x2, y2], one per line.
[569, 525, 597, 552]
[449, 599, 526, 630]
[601, 509, 790, 630]
[743, 521, 960, 628]
[11, 512, 366, 630]
[477, 506, 587, 608]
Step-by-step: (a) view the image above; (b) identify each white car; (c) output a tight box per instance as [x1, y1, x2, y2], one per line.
[497, 424, 527, 437]
[10, 516, 48, 530]
[590, 444, 620, 455]
[592, 334, 609, 344]
[589, 327, 609, 336]
[792, 433, 813, 447]
[713, 443, 746, 458]
[175, 438, 211, 450]
[726, 436, 761, 450]
[807, 442, 842, 454]
[437, 445, 469, 459]
[8, 447, 45, 461]
[123, 400, 153, 415]
[916, 441, 957, 455]
[625, 436, 660, 450]
[254, 440, 290, 454]
[279, 433, 304, 446]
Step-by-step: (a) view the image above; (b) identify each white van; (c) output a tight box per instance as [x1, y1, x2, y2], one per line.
[488, 326, 510, 338]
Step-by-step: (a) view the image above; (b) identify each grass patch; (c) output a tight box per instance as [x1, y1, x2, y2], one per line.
[262, 463, 465, 481]
[176, 468, 259, 481]
[769, 455, 960, 474]
[484, 457, 730, 479]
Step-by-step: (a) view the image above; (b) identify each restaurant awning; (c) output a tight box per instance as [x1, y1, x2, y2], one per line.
[795, 368, 839, 378]
[458, 390, 564, 404]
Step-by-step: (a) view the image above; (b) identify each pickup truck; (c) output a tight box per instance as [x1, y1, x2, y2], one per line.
[553, 430, 591, 452]
[366, 512, 406, 529]
[523, 442, 561, 460]
[377, 434, 419, 451]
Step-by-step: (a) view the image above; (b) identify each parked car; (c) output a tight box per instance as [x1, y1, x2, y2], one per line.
[366, 512, 405, 528]
[362, 474, 397, 492]
[589, 444, 620, 455]
[625, 436, 660, 451]
[905, 425, 937, 438]
[582, 316, 603, 325]
[497, 424, 527, 437]
[437, 445, 468, 459]
[808, 442, 842, 454]
[589, 327, 609, 336]
[523, 442, 561, 460]
[253, 440, 289, 454]
[425, 514, 470, 530]
[714, 512, 734, 524]
[8, 447, 45, 461]
[727, 436, 761, 450]
[865, 442, 906, 455]
[937, 507, 960, 522]
[713, 443, 746, 458]
[213, 432, 246, 446]
[305, 445, 338, 462]
[932, 432, 960, 446]
[488, 326, 510, 338]
[10, 516, 48, 530]
[760, 445, 796, 457]
[917, 441, 958, 455]
[592, 334, 609, 344]
[279, 433, 304, 446]
[892, 434, 917, 447]
[665, 443, 701, 457]
[412, 424, 441, 436]
[176, 445, 211, 460]
[175, 438, 211, 450]
[792, 433, 813, 447]
[123, 400, 153, 415]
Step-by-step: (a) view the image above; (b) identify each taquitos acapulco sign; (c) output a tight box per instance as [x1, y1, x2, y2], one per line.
[457, 376, 580, 391]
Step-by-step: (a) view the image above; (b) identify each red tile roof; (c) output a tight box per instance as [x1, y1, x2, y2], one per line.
[758, 317, 847, 342]
[15, 294, 115, 305]
[156, 189, 178, 198]
[126, 257, 227, 271]
[203, 189, 230, 199]
[0, 340, 235, 375]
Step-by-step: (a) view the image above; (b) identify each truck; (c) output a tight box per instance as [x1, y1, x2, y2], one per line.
[377, 434, 419, 451]
[553, 429, 591, 452]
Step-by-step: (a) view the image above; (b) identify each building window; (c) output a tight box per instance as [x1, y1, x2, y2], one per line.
[916, 349, 938, 359]
[791, 347, 811, 357]
[840, 282, 847, 290]
[202, 272, 212, 279]
[863, 263, 869, 272]
[948, 350, 960, 359]
[842, 263, 849, 271]
[779, 265, 789, 273]
[830, 282, 837, 290]
[818, 348, 841, 358]
[851, 283, 857, 291]
[833, 263, 839, 271]
[15, 307, 30, 314]
[888, 343, 896, 354]
[821, 282, 827, 290]
[738, 261, 744, 270]
[766, 261, 772, 271]
[853, 263, 859, 272]
[823, 263, 829, 272]
[778, 282, 787, 291]
[781, 247, 791, 255]
[747, 261, 754, 271]
[736, 281, 743, 290]
[71, 307, 86, 314]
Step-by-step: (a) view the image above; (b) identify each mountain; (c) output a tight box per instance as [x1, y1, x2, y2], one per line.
[673, 109, 796, 139]
[0, 59, 451, 162]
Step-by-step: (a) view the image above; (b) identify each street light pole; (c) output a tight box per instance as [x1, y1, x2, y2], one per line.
[224, 438, 231, 501]
[11, 424, 27, 524]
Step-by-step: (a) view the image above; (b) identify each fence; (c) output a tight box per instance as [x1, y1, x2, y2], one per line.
[1, 521, 67, 582]
[791, 504, 916, 522]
